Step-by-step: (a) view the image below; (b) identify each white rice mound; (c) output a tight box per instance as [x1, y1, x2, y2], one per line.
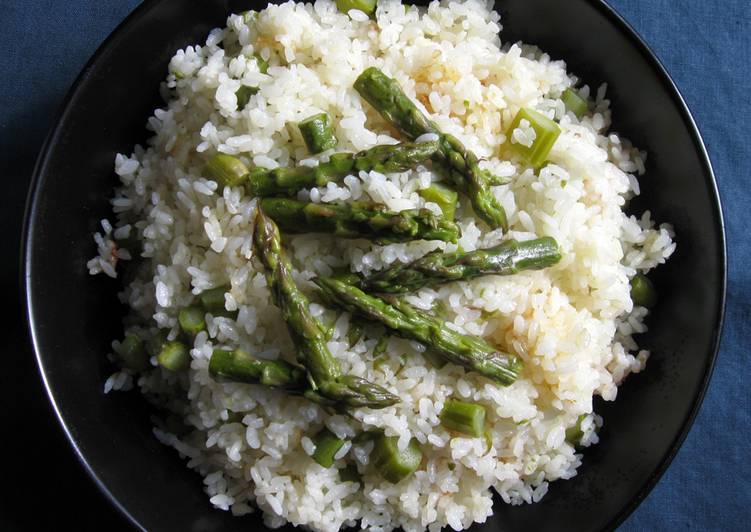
[88, 1, 676, 531]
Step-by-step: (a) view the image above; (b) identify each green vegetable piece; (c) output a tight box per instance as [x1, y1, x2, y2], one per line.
[561, 88, 588, 118]
[347, 321, 364, 347]
[315, 277, 523, 385]
[118, 334, 150, 372]
[145, 330, 168, 357]
[178, 306, 206, 335]
[236, 85, 259, 111]
[440, 399, 486, 437]
[261, 198, 459, 244]
[339, 463, 361, 483]
[335, 0, 377, 15]
[419, 183, 458, 221]
[299, 113, 338, 154]
[254, 53, 268, 74]
[630, 273, 657, 308]
[373, 335, 389, 358]
[199, 285, 230, 312]
[507, 107, 561, 168]
[209, 348, 306, 388]
[360, 237, 561, 294]
[354, 67, 508, 230]
[241, 10, 257, 24]
[565, 414, 588, 446]
[312, 428, 346, 468]
[255, 208, 400, 409]
[248, 141, 439, 197]
[157, 341, 190, 372]
[371, 434, 422, 483]
[205, 154, 249, 188]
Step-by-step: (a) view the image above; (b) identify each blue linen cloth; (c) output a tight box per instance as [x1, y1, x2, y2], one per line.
[0, 0, 748, 530]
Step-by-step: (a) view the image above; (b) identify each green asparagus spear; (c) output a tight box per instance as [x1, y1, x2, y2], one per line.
[254, 207, 399, 409]
[354, 67, 508, 230]
[299, 113, 338, 154]
[360, 237, 561, 293]
[248, 140, 440, 196]
[260, 198, 459, 244]
[314, 277, 522, 385]
[209, 348, 307, 389]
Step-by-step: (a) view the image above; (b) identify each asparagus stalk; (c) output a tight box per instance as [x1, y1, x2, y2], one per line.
[299, 113, 338, 154]
[354, 67, 508, 230]
[208, 349, 396, 410]
[209, 348, 307, 389]
[260, 198, 459, 244]
[360, 237, 561, 293]
[314, 277, 522, 385]
[248, 140, 440, 196]
[254, 207, 399, 409]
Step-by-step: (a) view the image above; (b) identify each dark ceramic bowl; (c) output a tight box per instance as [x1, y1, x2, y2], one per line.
[23, 0, 725, 531]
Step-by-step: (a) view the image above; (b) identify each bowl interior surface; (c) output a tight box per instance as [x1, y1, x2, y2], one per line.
[24, 1, 724, 531]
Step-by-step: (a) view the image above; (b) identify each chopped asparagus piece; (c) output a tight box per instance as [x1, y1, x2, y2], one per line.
[311, 428, 346, 467]
[371, 434, 422, 483]
[236, 85, 259, 111]
[373, 335, 389, 358]
[178, 306, 206, 335]
[347, 321, 364, 347]
[157, 341, 190, 372]
[566, 414, 588, 446]
[205, 153, 249, 188]
[199, 285, 229, 312]
[561, 88, 588, 118]
[209, 348, 306, 388]
[336, 0, 377, 15]
[117, 334, 150, 372]
[630, 273, 657, 308]
[507, 108, 561, 168]
[299, 113, 338, 154]
[254, 53, 268, 74]
[418, 183, 458, 220]
[440, 399, 486, 437]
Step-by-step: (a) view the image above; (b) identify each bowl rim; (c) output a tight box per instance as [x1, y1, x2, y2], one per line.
[22, 1, 727, 531]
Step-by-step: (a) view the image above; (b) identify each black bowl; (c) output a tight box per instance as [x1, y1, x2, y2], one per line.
[23, 0, 725, 531]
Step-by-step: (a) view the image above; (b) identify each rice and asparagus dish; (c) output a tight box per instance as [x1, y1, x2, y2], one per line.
[88, 1, 675, 530]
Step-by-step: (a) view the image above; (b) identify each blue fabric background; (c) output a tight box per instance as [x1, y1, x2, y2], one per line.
[1, 0, 748, 530]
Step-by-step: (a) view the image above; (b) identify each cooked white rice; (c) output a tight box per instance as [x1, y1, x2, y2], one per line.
[88, 1, 675, 530]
